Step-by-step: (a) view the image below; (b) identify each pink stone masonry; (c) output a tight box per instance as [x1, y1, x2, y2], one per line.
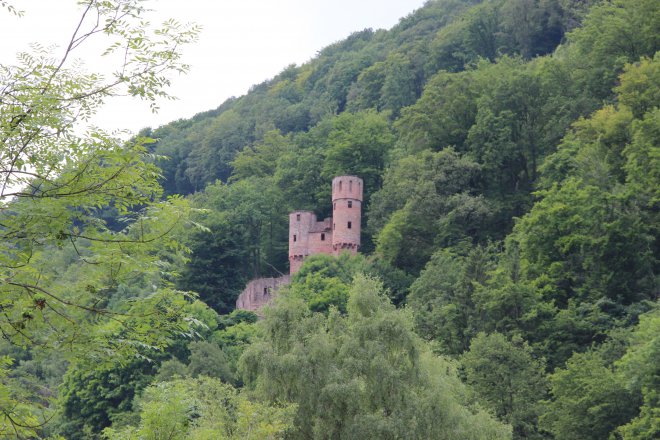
[235, 275, 291, 312]
[288, 175, 363, 273]
[237, 175, 363, 312]
[331, 176, 362, 256]
[288, 211, 334, 274]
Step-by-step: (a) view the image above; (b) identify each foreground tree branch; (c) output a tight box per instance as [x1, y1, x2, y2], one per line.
[0, 2, 201, 435]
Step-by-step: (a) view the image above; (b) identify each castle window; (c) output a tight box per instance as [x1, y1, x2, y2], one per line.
[321, 233, 325, 241]
[333, 223, 335, 230]
[349, 180, 352, 192]
[348, 221, 352, 229]
[264, 287, 268, 295]
[296, 214, 300, 221]
[339, 181, 342, 191]
[293, 234, 297, 242]
[348, 200, 352, 208]
[334, 202, 336, 210]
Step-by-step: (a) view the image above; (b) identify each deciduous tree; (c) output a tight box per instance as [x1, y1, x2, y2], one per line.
[0, 0, 199, 433]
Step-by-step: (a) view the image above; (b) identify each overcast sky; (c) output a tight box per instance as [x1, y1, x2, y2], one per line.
[1, 0, 427, 135]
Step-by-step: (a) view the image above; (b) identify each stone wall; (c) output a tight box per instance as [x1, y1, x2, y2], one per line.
[289, 211, 333, 273]
[307, 230, 333, 255]
[235, 275, 291, 312]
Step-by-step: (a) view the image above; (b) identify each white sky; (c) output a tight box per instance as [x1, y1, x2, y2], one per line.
[1, 0, 427, 135]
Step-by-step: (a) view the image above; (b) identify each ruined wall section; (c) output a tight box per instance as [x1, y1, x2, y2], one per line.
[308, 217, 333, 255]
[235, 275, 291, 312]
[289, 211, 333, 274]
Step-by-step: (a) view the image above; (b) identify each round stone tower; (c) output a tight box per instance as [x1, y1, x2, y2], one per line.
[331, 175, 362, 255]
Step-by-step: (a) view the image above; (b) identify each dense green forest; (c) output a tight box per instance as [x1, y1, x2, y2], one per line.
[1, 0, 658, 438]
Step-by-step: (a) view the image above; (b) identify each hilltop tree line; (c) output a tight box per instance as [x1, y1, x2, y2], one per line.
[1, 0, 658, 438]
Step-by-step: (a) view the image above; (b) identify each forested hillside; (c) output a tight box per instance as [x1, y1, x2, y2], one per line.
[1, 0, 658, 438]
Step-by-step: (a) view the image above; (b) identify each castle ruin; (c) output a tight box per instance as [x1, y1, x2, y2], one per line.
[236, 175, 363, 311]
[289, 175, 363, 273]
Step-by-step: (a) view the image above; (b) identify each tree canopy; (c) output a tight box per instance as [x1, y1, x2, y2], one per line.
[0, 0, 200, 435]
[2, 0, 659, 438]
